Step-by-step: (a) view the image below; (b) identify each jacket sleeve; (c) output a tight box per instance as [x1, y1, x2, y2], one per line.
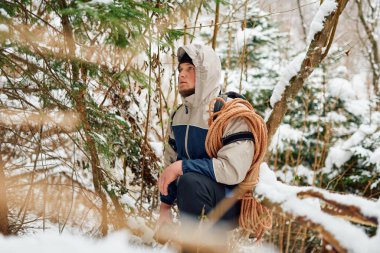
[160, 124, 179, 205]
[182, 117, 254, 185]
[212, 117, 254, 185]
[160, 180, 178, 205]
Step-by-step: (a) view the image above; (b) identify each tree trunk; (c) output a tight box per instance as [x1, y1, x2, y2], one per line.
[297, 0, 308, 44]
[266, 0, 349, 146]
[211, 1, 220, 50]
[58, 0, 109, 235]
[356, 0, 380, 106]
[0, 161, 10, 235]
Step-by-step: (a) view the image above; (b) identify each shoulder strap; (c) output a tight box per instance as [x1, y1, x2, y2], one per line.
[168, 104, 183, 152]
[171, 104, 183, 124]
[224, 91, 247, 100]
[213, 91, 247, 114]
[214, 92, 254, 146]
[168, 137, 177, 152]
[222, 131, 254, 146]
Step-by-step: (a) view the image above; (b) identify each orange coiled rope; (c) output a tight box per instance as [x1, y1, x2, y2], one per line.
[205, 97, 272, 239]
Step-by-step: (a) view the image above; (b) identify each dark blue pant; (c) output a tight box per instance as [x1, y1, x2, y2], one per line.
[176, 172, 240, 228]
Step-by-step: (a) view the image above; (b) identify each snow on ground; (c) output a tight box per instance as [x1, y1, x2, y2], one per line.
[0, 230, 173, 253]
[237, 242, 279, 253]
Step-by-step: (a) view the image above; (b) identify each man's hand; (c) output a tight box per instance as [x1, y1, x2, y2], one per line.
[158, 160, 183, 196]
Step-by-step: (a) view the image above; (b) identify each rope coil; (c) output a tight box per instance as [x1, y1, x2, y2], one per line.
[205, 98, 272, 239]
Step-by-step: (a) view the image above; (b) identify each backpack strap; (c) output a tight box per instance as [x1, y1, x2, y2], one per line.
[168, 104, 183, 152]
[222, 131, 255, 146]
[224, 91, 247, 100]
[170, 104, 183, 124]
[214, 91, 254, 146]
[168, 137, 177, 152]
[213, 91, 247, 114]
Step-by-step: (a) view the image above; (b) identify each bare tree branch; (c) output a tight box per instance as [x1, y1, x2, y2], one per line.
[356, 0, 380, 99]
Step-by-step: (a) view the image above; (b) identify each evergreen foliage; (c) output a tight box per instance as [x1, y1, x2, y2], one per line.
[0, 0, 183, 234]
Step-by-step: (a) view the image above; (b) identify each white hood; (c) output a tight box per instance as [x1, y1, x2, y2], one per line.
[177, 44, 221, 106]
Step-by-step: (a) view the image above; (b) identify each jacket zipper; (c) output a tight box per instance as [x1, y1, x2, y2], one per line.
[184, 105, 191, 159]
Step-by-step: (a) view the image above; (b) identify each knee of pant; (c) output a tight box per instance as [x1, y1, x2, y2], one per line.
[177, 172, 199, 192]
[177, 173, 211, 216]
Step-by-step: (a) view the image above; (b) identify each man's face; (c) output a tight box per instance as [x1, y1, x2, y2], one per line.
[178, 63, 195, 97]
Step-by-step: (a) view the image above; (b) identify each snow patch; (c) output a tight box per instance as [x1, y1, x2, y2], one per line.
[324, 146, 352, 173]
[0, 231, 172, 253]
[0, 76, 7, 88]
[89, 0, 114, 5]
[296, 165, 315, 185]
[0, 9, 10, 18]
[328, 78, 356, 100]
[326, 111, 347, 123]
[307, 0, 338, 42]
[351, 73, 370, 100]
[342, 124, 377, 149]
[0, 23, 9, 32]
[370, 147, 380, 172]
[345, 99, 370, 118]
[120, 194, 137, 209]
[269, 124, 304, 152]
[270, 52, 305, 107]
[323, 124, 377, 174]
[150, 141, 164, 157]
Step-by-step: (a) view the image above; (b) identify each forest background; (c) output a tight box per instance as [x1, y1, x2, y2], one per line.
[0, 0, 379, 252]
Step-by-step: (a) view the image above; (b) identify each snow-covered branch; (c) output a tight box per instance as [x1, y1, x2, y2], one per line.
[256, 163, 379, 253]
[266, 0, 349, 146]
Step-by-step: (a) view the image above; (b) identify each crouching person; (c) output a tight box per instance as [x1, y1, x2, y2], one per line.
[155, 44, 256, 249]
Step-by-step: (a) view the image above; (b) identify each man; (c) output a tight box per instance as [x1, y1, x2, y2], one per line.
[157, 44, 254, 230]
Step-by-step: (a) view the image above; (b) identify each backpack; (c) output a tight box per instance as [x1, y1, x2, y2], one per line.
[168, 91, 254, 152]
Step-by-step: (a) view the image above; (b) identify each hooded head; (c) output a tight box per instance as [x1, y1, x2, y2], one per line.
[178, 53, 196, 97]
[177, 44, 221, 106]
